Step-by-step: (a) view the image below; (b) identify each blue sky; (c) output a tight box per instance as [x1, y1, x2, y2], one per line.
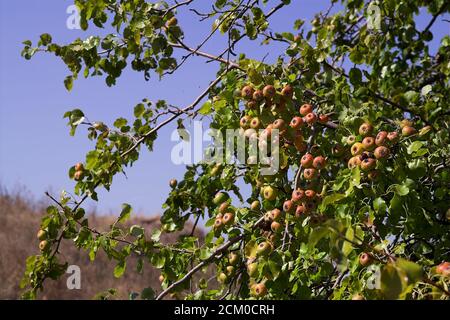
[0, 1, 448, 216]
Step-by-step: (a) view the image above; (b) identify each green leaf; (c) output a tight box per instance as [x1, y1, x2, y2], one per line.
[141, 287, 155, 300]
[349, 68, 362, 85]
[151, 229, 161, 242]
[380, 264, 403, 299]
[130, 225, 144, 237]
[64, 76, 74, 91]
[134, 103, 145, 118]
[309, 227, 329, 247]
[342, 227, 354, 256]
[395, 258, 423, 283]
[393, 184, 409, 196]
[421, 84, 432, 96]
[320, 193, 345, 210]
[373, 197, 387, 214]
[114, 260, 126, 278]
[198, 101, 212, 115]
[118, 204, 132, 223]
[407, 141, 424, 154]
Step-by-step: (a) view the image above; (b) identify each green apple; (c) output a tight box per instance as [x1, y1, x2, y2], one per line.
[213, 192, 229, 205]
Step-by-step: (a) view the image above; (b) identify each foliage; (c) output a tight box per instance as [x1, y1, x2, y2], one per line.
[21, 0, 449, 300]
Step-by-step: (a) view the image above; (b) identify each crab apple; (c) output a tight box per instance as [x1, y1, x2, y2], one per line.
[436, 262, 450, 277]
[360, 158, 377, 171]
[250, 117, 261, 129]
[166, 17, 178, 27]
[305, 201, 317, 212]
[218, 272, 228, 283]
[263, 85, 276, 98]
[247, 262, 259, 277]
[294, 138, 306, 152]
[263, 186, 278, 201]
[74, 162, 84, 172]
[295, 204, 307, 217]
[352, 294, 365, 300]
[304, 112, 317, 125]
[303, 168, 318, 180]
[226, 265, 235, 276]
[159, 275, 165, 283]
[213, 217, 223, 230]
[271, 221, 282, 233]
[312, 156, 326, 169]
[301, 153, 314, 168]
[229, 253, 239, 266]
[246, 100, 258, 110]
[256, 241, 272, 257]
[37, 229, 47, 241]
[348, 156, 361, 169]
[375, 131, 388, 146]
[260, 126, 273, 140]
[39, 240, 50, 252]
[270, 208, 282, 221]
[315, 114, 327, 125]
[222, 212, 235, 226]
[359, 151, 374, 161]
[253, 283, 267, 298]
[241, 85, 254, 100]
[240, 115, 252, 129]
[402, 125, 416, 136]
[93, 121, 107, 132]
[300, 103, 313, 116]
[291, 189, 305, 203]
[169, 179, 178, 188]
[305, 189, 316, 200]
[219, 202, 230, 214]
[283, 200, 294, 213]
[250, 200, 261, 211]
[280, 85, 294, 99]
[362, 136, 376, 151]
[374, 146, 390, 159]
[213, 192, 229, 205]
[359, 253, 372, 267]
[368, 170, 379, 181]
[253, 89, 264, 102]
[351, 142, 365, 156]
[290, 116, 304, 129]
[73, 170, 84, 181]
[387, 131, 399, 143]
[273, 119, 286, 132]
[359, 122, 374, 136]
[346, 135, 356, 146]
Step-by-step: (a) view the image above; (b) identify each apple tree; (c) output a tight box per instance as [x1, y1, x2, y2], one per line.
[21, 0, 450, 300]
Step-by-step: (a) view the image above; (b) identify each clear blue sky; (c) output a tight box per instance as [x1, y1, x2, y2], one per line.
[0, 1, 448, 216]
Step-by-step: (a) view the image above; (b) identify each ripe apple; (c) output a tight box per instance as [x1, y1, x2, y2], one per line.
[360, 158, 376, 171]
[222, 212, 235, 226]
[291, 189, 305, 203]
[290, 116, 303, 129]
[74, 162, 84, 172]
[273, 119, 286, 131]
[218, 272, 228, 283]
[436, 262, 450, 277]
[219, 202, 230, 214]
[384, 134, 398, 147]
[281, 85, 294, 99]
[271, 221, 282, 233]
[368, 170, 379, 181]
[301, 153, 314, 168]
[304, 112, 317, 125]
[402, 125, 416, 136]
[250, 200, 261, 211]
[226, 265, 235, 276]
[295, 204, 307, 217]
[283, 200, 294, 213]
[303, 168, 318, 180]
[400, 119, 413, 128]
[318, 114, 329, 124]
[246, 100, 258, 109]
[346, 135, 356, 145]
[169, 179, 178, 188]
[241, 85, 254, 100]
[269, 208, 282, 221]
[247, 262, 258, 277]
[359, 252, 372, 267]
[253, 283, 267, 298]
[375, 131, 388, 146]
[263, 186, 278, 201]
[253, 90, 264, 102]
[73, 170, 83, 181]
[359, 122, 374, 136]
[213, 217, 223, 230]
[351, 142, 365, 156]
[305, 189, 316, 200]
[256, 241, 272, 257]
[263, 85, 276, 98]
[374, 146, 390, 159]
[37, 229, 47, 241]
[312, 156, 326, 169]
[362, 136, 376, 151]
[294, 137, 307, 152]
[213, 192, 229, 205]
[300, 103, 313, 116]
[166, 17, 178, 27]
[348, 156, 361, 169]
[240, 115, 252, 129]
